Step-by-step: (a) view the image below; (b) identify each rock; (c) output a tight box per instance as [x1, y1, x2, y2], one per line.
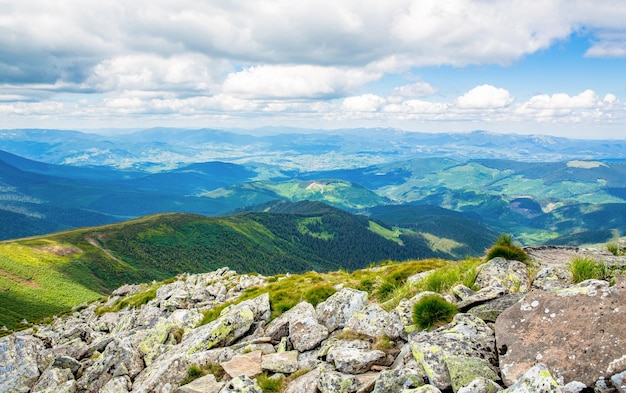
[183, 294, 269, 354]
[318, 370, 360, 393]
[316, 288, 369, 332]
[263, 301, 329, 351]
[284, 368, 320, 393]
[112, 284, 142, 297]
[612, 370, 626, 393]
[327, 345, 386, 374]
[346, 303, 399, 339]
[30, 367, 76, 393]
[475, 257, 530, 294]
[261, 350, 299, 374]
[531, 266, 571, 291]
[445, 355, 500, 393]
[52, 355, 82, 375]
[411, 313, 497, 391]
[131, 352, 190, 393]
[403, 385, 443, 393]
[176, 373, 224, 393]
[391, 291, 447, 337]
[219, 375, 263, 393]
[561, 381, 587, 393]
[503, 363, 561, 393]
[452, 284, 476, 300]
[457, 285, 507, 311]
[0, 334, 45, 393]
[467, 294, 524, 323]
[100, 376, 131, 393]
[371, 367, 427, 393]
[76, 337, 143, 393]
[457, 377, 502, 393]
[495, 277, 626, 386]
[220, 350, 263, 378]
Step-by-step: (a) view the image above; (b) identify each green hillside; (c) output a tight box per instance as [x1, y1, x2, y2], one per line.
[0, 201, 492, 328]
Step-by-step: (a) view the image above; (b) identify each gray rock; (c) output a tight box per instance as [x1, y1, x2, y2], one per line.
[316, 288, 369, 332]
[372, 367, 427, 393]
[176, 374, 224, 393]
[445, 355, 500, 393]
[411, 313, 497, 391]
[219, 375, 263, 393]
[475, 257, 530, 294]
[531, 266, 572, 291]
[503, 364, 561, 393]
[284, 368, 321, 393]
[52, 355, 82, 375]
[263, 301, 328, 352]
[261, 350, 299, 374]
[403, 385, 443, 393]
[452, 284, 476, 300]
[495, 277, 626, 386]
[346, 303, 399, 339]
[467, 294, 524, 323]
[30, 367, 76, 393]
[457, 377, 502, 393]
[327, 346, 386, 374]
[0, 334, 44, 393]
[131, 351, 189, 393]
[318, 370, 360, 393]
[100, 376, 131, 393]
[457, 285, 507, 311]
[561, 381, 587, 393]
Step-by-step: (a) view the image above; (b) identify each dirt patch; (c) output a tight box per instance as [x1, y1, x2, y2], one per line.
[0, 268, 42, 289]
[526, 245, 626, 268]
[36, 244, 83, 257]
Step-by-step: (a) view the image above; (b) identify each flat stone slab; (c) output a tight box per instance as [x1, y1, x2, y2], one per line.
[495, 277, 626, 386]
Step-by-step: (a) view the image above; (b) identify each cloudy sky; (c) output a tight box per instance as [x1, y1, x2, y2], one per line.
[1, 0, 626, 138]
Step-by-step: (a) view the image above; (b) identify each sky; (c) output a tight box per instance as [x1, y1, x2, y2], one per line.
[1, 0, 626, 139]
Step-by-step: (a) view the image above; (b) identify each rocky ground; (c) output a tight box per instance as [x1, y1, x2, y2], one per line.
[1, 247, 625, 393]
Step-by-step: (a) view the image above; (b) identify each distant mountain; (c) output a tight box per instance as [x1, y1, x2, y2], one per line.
[0, 202, 491, 327]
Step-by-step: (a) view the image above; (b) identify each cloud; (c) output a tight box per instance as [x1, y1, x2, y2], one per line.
[585, 32, 626, 58]
[223, 65, 380, 99]
[456, 85, 514, 109]
[390, 82, 437, 98]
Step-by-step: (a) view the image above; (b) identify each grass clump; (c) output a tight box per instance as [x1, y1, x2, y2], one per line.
[607, 241, 625, 256]
[412, 295, 458, 331]
[485, 234, 529, 263]
[569, 257, 609, 283]
[180, 363, 225, 385]
[303, 284, 337, 306]
[257, 372, 284, 393]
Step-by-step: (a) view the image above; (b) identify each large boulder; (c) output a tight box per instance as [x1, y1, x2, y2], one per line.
[411, 313, 497, 391]
[345, 303, 401, 339]
[316, 288, 368, 332]
[495, 277, 626, 387]
[264, 301, 329, 351]
[475, 258, 530, 294]
[0, 335, 45, 393]
[503, 363, 561, 393]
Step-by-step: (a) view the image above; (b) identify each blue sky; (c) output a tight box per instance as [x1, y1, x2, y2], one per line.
[1, 1, 626, 138]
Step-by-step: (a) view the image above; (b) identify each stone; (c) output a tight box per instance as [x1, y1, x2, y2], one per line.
[30, 367, 76, 393]
[346, 303, 399, 339]
[284, 368, 321, 393]
[457, 377, 502, 393]
[327, 346, 386, 375]
[467, 294, 524, 323]
[452, 284, 476, 300]
[0, 334, 45, 393]
[100, 376, 131, 393]
[611, 370, 626, 393]
[403, 385, 443, 393]
[261, 301, 331, 352]
[316, 288, 369, 332]
[52, 355, 82, 375]
[220, 350, 263, 378]
[261, 350, 299, 374]
[318, 370, 360, 393]
[561, 381, 587, 393]
[411, 313, 497, 391]
[176, 374, 225, 393]
[219, 375, 263, 393]
[475, 257, 530, 294]
[531, 266, 571, 291]
[457, 285, 507, 311]
[371, 367, 427, 393]
[495, 277, 626, 386]
[503, 364, 561, 393]
[132, 351, 189, 393]
[445, 355, 500, 393]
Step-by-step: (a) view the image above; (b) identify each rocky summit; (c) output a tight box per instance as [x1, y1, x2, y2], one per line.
[1, 248, 625, 393]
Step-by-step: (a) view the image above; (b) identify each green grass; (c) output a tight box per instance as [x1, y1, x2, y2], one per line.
[257, 372, 284, 393]
[569, 257, 610, 283]
[485, 234, 529, 263]
[412, 295, 458, 330]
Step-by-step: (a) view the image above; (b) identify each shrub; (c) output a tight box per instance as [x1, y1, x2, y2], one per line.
[569, 257, 609, 283]
[485, 234, 528, 263]
[412, 295, 458, 331]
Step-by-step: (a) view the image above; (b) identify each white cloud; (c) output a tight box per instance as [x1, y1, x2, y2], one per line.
[342, 94, 386, 112]
[456, 85, 514, 109]
[223, 65, 380, 99]
[390, 82, 437, 98]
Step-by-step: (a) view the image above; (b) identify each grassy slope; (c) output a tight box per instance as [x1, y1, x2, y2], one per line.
[1, 204, 483, 328]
